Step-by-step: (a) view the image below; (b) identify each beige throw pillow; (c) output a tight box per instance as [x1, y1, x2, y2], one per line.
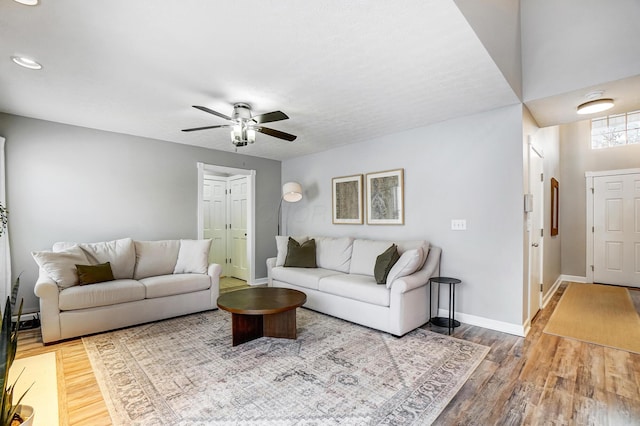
[32, 245, 90, 289]
[385, 247, 424, 288]
[134, 240, 180, 279]
[173, 239, 212, 274]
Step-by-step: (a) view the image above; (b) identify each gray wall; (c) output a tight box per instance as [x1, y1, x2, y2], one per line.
[559, 119, 640, 277]
[521, 0, 640, 101]
[0, 113, 281, 313]
[282, 105, 526, 327]
[455, 0, 522, 99]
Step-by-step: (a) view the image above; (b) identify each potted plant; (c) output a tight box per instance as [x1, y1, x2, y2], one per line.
[1, 275, 33, 426]
[0, 204, 33, 426]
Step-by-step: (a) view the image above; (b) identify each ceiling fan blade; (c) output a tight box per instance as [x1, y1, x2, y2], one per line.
[182, 124, 231, 132]
[256, 126, 297, 141]
[192, 105, 232, 121]
[252, 111, 289, 124]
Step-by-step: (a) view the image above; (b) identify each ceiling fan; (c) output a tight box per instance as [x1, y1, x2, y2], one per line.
[182, 103, 297, 147]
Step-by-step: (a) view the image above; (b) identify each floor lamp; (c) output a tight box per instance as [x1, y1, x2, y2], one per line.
[278, 182, 303, 235]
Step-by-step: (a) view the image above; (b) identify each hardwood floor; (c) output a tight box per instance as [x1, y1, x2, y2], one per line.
[16, 282, 640, 425]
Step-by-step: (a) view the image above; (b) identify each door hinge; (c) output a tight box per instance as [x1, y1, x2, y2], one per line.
[540, 173, 544, 182]
[591, 265, 594, 271]
[540, 229, 543, 237]
[592, 226, 594, 233]
[591, 187, 594, 194]
[540, 283, 543, 292]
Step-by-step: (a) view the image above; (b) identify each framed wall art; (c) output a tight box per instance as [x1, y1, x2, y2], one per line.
[366, 169, 404, 225]
[332, 174, 363, 224]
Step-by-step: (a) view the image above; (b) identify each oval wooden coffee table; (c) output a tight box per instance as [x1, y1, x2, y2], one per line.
[217, 287, 307, 346]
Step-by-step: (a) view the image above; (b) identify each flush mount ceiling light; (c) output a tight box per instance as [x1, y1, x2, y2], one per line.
[13, 0, 38, 5]
[577, 91, 614, 115]
[11, 55, 42, 70]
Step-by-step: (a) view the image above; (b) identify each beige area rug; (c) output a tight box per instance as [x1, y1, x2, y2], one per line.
[83, 309, 489, 425]
[10, 352, 59, 426]
[544, 283, 640, 353]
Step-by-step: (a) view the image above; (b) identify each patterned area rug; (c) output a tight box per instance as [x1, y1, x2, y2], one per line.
[83, 309, 489, 425]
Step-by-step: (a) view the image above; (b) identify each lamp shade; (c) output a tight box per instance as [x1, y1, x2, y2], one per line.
[282, 182, 302, 202]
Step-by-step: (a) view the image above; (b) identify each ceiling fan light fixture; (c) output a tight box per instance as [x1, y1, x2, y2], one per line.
[11, 55, 42, 70]
[577, 98, 614, 115]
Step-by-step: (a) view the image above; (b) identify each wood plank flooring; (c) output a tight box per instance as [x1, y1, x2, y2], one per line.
[16, 282, 640, 425]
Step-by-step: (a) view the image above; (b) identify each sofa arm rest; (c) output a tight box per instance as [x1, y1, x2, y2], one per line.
[390, 247, 441, 294]
[34, 274, 59, 300]
[266, 257, 276, 269]
[208, 263, 222, 278]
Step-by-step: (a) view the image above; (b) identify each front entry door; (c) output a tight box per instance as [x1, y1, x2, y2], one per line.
[593, 172, 640, 287]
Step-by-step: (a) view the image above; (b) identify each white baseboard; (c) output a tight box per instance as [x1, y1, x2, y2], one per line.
[437, 308, 526, 337]
[251, 277, 268, 286]
[558, 274, 587, 283]
[541, 276, 563, 309]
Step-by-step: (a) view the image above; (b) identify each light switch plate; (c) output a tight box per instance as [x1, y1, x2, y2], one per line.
[451, 219, 467, 230]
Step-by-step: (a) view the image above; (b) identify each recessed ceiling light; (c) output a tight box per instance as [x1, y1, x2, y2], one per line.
[576, 98, 614, 115]
[11, 55, 42, 70]
[13, 0, 38, 5]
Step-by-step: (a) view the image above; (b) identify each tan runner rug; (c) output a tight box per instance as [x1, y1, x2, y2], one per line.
[10, 352, 59, 426]
[544, 283, 640, 353]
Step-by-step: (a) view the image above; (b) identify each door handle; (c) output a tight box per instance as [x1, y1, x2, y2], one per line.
[532, 243, 539, 247]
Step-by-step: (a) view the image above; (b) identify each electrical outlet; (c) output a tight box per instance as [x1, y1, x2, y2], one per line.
[451, 219, 467, 230]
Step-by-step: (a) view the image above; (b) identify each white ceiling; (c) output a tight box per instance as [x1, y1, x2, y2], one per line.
[0, 0, 637, 161]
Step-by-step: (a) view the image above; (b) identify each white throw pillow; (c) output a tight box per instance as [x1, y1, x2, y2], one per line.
[31, 245, 90, 289]
[134, 240, 180, 280]
[79, 238, 136, 279]
[385, 247, 424, 288]
[275, 235, 308, 267]
[174, 239, 212, 274]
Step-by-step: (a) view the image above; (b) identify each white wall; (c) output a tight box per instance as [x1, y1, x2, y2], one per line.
[559, 119, 640, 277]
[283, 105, 526, 329]
[521, 0, 640, 101]
[455, 0, 522, 99]
[0, 113, 282, 313]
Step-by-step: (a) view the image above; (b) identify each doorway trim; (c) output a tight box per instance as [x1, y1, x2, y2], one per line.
[197, 162, 257, 285]
[585, 167, 640, 283]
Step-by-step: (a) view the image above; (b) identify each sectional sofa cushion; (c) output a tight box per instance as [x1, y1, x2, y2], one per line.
[313, 237, 354, 273]
[31, 245, 90, 289]
[134, 240, 180, 279]
[271, 267, 342, 290]
[76, 262, 115, 285]
[174, 239, 212, 274]
[349, 239, 394, 276]
[140, 274, 211, 299]
[318, 274, 391, 307]
[386, 247, 424, 288]
[275, 235, 308, 267]
[77, 238, 136, 279]
[58, 279, 145, 310]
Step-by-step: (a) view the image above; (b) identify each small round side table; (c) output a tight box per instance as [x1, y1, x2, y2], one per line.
[429, 276, 461, 335]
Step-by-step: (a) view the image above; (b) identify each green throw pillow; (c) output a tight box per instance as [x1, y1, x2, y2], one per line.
[76, 262, 115, 285]
[284, 237, 317, 268]
[374, 244, 400, 284]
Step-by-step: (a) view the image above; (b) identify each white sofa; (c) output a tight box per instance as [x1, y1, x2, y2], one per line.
[267, 236, 441, 336]
[33, 238, 221, 344]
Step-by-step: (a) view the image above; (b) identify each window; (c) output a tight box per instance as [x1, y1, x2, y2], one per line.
[591, 110, 640, 149]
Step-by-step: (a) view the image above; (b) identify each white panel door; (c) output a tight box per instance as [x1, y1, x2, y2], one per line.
[203, 176, 227, 275]
[229, 176, 248, 281]
[593, 173, 640, 287]
[528, 146, 544, 322]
